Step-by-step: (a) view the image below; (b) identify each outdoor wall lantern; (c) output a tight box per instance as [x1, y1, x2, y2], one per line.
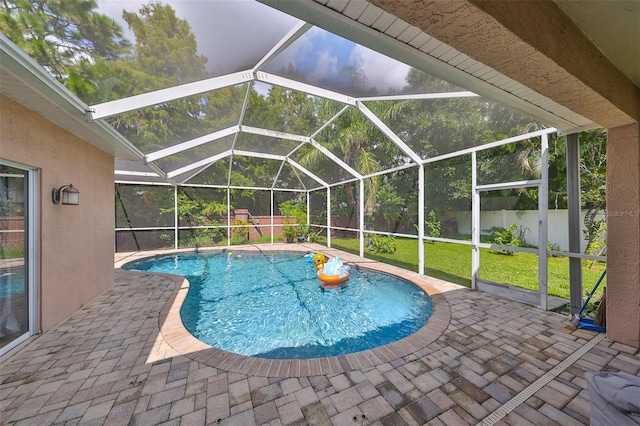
[52, 184, 80, 205]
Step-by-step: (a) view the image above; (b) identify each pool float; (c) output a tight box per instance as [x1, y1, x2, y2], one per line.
[313, 253, 328, 270]
[304, 252, 328, 270]
[317, 256, 350, 285]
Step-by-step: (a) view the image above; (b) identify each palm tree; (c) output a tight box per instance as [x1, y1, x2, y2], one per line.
[298, 100, 398, 223]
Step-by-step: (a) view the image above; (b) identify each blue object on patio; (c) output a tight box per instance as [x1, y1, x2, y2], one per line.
[571, 269, 606, 332]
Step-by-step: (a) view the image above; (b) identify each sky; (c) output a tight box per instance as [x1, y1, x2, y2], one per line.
[97, 0, 412, 95]
[265, 27, 412, 95]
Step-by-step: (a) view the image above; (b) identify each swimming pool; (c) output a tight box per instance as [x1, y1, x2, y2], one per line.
[124, 251, 432, 359]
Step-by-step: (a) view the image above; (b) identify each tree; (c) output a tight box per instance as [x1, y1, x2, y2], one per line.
[64, 57, 128, 104]
[372, 183, 404, 231]
[513, 128, 607, 253]
[374, 72, 490, 234]
[122, 3, 207, 84]
[108, 3, 209, 154]
[0, 0, 129, 80]
[299, 101, 396, 224]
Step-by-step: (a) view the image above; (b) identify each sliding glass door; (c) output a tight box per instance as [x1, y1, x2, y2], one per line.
[0, 161, 37, 356]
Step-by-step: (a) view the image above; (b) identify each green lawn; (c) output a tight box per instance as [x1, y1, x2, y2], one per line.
[324, 237, 606, 302]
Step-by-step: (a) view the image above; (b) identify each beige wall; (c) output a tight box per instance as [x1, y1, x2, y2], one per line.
[606, 124, 640, 346]
[1, 93, 115, 332]
[373, 0, 640, 347]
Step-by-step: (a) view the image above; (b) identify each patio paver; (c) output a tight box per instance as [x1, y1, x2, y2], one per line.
[1, 244, 638, 425]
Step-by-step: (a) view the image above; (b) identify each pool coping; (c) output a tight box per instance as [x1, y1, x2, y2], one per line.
[115, 243, 455, 377]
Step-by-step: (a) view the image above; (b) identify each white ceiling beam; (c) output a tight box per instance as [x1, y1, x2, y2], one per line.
[362, 162, 417, 180]
[422, 127, 557, 164]
[309, 105, 351, 138]
[357, 101, 422, 164]
[89, 71, 254, 120]
[357, 91, 479, 102]
[177, 163, 213, 185]
[255, 71, 356, 105]
[114, 170, 159, 177]
[145, 126, 239, 162]
[240, 125, 310, 143]
[288, 159, 329, 187]
[284, 140, 308, 158]
[254, 21, 313, 72]
[289, 165, 309, 191]
[166, 150, 232, 179]
[271, 162, 287, 190]
[308, 139, 361, 179]
[145, 161, 171, 182]
[233, 150, 287, 161]
[114, 180, 171, 186]
[235, 82, 253, 132]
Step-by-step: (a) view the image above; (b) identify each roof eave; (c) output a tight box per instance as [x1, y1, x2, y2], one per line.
[0, 34, 144, 162]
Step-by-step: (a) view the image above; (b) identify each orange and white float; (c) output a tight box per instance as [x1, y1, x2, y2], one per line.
[316, 256, 350, 287]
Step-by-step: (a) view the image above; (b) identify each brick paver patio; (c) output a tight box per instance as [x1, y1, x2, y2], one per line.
[1, 244, 638, 425]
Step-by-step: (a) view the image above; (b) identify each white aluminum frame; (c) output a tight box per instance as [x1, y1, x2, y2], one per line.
[470, 131, 551, 309]
[90, 71, 254, 120]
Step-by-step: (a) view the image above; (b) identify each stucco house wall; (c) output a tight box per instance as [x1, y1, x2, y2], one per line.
[1, 93, 114, 332]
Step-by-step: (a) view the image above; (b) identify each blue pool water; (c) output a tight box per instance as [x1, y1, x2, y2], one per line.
[124, 251, 432, 359]
[0, 268, 25, 299]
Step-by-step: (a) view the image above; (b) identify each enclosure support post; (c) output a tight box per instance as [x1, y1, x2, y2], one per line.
[538, 133, 549, 310]
[359, 179, 365, 257]
[418, 164, 425, 275]
[567, 132, 583, 315]
[327, 187, 331, 248]
[174, 185, 178, 250]
[306, 190, 310, 231]
[270, 190, 274, 244]
[471, 152, 480, 290]
[227, 187, 231, 247]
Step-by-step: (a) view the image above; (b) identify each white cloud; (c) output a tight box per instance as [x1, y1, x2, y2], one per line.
[349, 45, 411, 93]
[268, 30, 315, 73]
[307, 49, 339, 83]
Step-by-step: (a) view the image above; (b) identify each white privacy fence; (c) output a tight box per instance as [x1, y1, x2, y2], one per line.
[454, 209, 606, 252]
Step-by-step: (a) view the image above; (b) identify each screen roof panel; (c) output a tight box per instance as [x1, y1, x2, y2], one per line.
[234, 132, 303, 157]
[364, 96, 545, 159]
[289, 143, 354, 185]
[273, 162, 307, 190]
[155, 134, 235, 173]
[243, 82, 340, 136]
[229, 155, 284, 188]
[261, 26, 462, 98]
[0, 0, 563, 191]
[97, 1, 300, 83]
[185, 157, 231, 186]
[107, 88, 243, 155]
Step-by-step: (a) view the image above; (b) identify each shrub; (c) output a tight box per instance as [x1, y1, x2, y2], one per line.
[166, 227, 224, 248]
[368, 234, 397, 254]
[548, 241, 562, 256]
[230, 219, 249, 244]
[425, 210, 442, 240]
[278, 199, 307, 224]
[308, 228, 319, 243]
[283, 221, 298, 241]
[485, 224, 521, 255]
